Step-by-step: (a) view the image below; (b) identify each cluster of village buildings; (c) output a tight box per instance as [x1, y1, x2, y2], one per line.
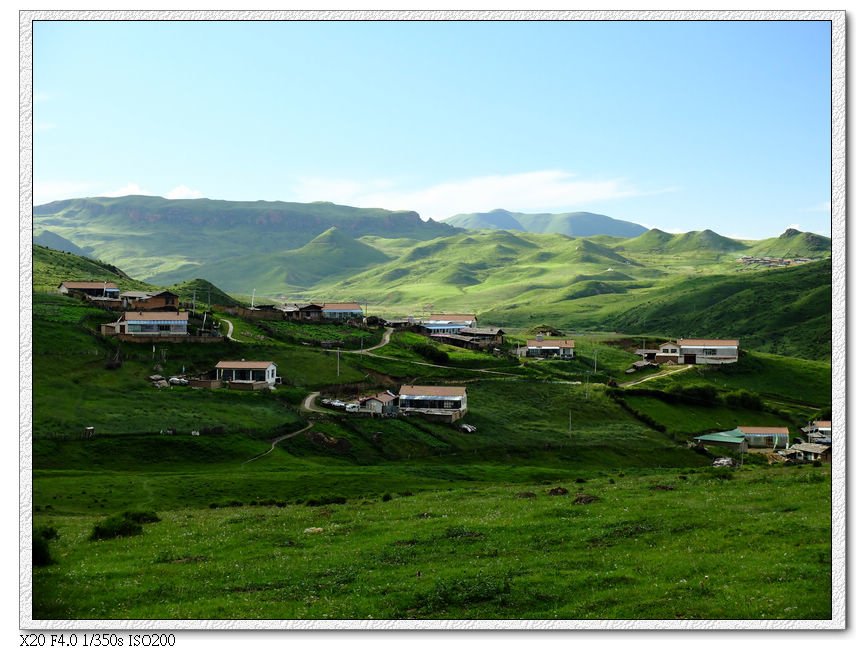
[58, 280, 830, 461]
[737, 255, 815, 268]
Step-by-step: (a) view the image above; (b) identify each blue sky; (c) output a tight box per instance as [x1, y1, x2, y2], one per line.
[32, 19, 832, 238]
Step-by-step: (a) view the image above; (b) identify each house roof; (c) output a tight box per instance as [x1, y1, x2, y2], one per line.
[121, 311, 188, 321]
[814, 420, 832, 428]
[527, 339, 575, 349]
[659, 341, 678, 348]
[60, 281, 119, 290]
[737, 426, 789, 435]
[121, 291, 152, 298]
[322, 302, 363, 310]
[694, 432, 746, 443]
[460, 327, 505, 336]
[789, 443, 830, 454]
[427, 313, 476, 322]
[297, 303, 323, 310]
[360, 391, 397, 404]
[399, 385, 466, 397]
[430, 333, 476, 343]
[678, 338, 740, 346]
[215, 360, 275, 370]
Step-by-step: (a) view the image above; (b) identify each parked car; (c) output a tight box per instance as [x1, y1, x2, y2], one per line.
[330, 400, 346, 409]
[345, 403, 360, 413]
[459, 424, 477, 433]
[168, 376, 188, 386]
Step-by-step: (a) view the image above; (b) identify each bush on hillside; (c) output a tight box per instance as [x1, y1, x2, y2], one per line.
[33, 534, 53, 567]
[724, 389, 764, 410]
[90, 514, 143, 541]
[411, 343, 450, 364]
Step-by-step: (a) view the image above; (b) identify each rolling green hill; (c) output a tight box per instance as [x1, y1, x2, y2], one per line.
[33, 244, 148, 294]
[607, 259, 832, 359]
[33, 195, 456, 283]
[744, 228, 831, 258]
[618, 229, 747, 254]
[444, 208, 648, 237]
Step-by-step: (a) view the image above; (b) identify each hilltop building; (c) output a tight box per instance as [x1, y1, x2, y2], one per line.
[421, 313, 478, 335]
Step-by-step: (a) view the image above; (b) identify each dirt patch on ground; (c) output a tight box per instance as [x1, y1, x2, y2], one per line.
[515, 491, 537, 499]
[649, 484, 676, 491]
[547, 487, 569, 496]
[572, 494, 600, 505]
[306, 430, 352, 453]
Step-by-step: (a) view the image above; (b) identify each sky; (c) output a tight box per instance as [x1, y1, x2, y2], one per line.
[32, 18, 832, 239]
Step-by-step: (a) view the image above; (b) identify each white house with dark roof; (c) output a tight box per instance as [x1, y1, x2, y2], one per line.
[398, 385, 467, 418]
[655, 338, 739, 365]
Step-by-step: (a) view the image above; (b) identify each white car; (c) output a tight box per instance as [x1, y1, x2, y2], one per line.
[330, 400, 346, 409]
[168, 377, 188, 386]
[345, 403, 360, 413]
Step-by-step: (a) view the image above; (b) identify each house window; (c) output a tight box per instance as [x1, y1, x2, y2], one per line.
[702, 348, 717, 355]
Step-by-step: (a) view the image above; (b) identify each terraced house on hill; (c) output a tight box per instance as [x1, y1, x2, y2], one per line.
[655, 338, 740, 365]
[101, 311, 188, 337]
[421, 313, 478, 335]
[215, 360, 279, 389]
[58, 280, 120, 299]
[398, 385, 468, 422]
[517, 336, 576, 359]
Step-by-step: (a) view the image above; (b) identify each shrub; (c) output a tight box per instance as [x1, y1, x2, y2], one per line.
[33, 535, 53, 567]
[306, 496, 347, 507]
[724, 389, 764, 410]
[812, 460, 823, 468]
[36, 525, 59, 541]
[411, 343, 450, 364]
[90, 514, 143, 541]
[381, 493, 393, 502]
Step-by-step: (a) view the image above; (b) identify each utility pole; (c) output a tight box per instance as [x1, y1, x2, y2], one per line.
[192, 290, 197, 316]
[251, 288, 256, 309]
[337, 348, 340, 377]
[360, 336, 365, 354]
[585, 371, 590, 400]
[593, 348, 598, 374]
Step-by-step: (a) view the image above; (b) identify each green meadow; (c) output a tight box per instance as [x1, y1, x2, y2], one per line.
[29, 238, 834, 621]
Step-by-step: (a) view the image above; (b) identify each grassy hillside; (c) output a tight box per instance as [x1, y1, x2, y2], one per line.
[744, 228, 832, 258]
[33, 464, 830, 620]
[33, 195, 456, 283]
[32, 244, 149, 294]
[607, 259, 832, 360]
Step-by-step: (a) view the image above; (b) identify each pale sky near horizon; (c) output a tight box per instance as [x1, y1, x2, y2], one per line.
[32, 18, 832, 239]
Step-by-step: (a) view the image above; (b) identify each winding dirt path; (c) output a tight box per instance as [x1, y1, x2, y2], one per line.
[620, 364, 694, 387]
[222, 317, 239, 342]
[241, 421, 313, 466]
[300, 391, 333, 414]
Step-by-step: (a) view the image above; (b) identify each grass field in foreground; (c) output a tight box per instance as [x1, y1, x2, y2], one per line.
[33, 464, 831, 620]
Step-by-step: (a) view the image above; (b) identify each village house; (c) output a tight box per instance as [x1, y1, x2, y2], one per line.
[359, 391, 399, 415]
[459, 327, 505, 346]
[517, 336, 576, 359]
[421, 313, 478, 335]
[654, 339, 739, 365]
[101, 311, 189, 337]
[735, 425, 790, 448]
[58, 280, 120, 299]
[284, 303, 324, 321]
[120, 290, 179, 312]
[801, 420, 832, 443]
[321, 302, 364, 321]
[398, 385, 468, 421]
[777, 442, 831, 463]
[214, 360, 279, 390]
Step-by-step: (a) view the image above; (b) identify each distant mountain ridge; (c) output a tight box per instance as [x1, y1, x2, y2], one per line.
[443, 208, 648, 238]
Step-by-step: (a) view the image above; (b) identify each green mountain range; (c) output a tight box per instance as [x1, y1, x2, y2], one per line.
[444, 208, 648, 237]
